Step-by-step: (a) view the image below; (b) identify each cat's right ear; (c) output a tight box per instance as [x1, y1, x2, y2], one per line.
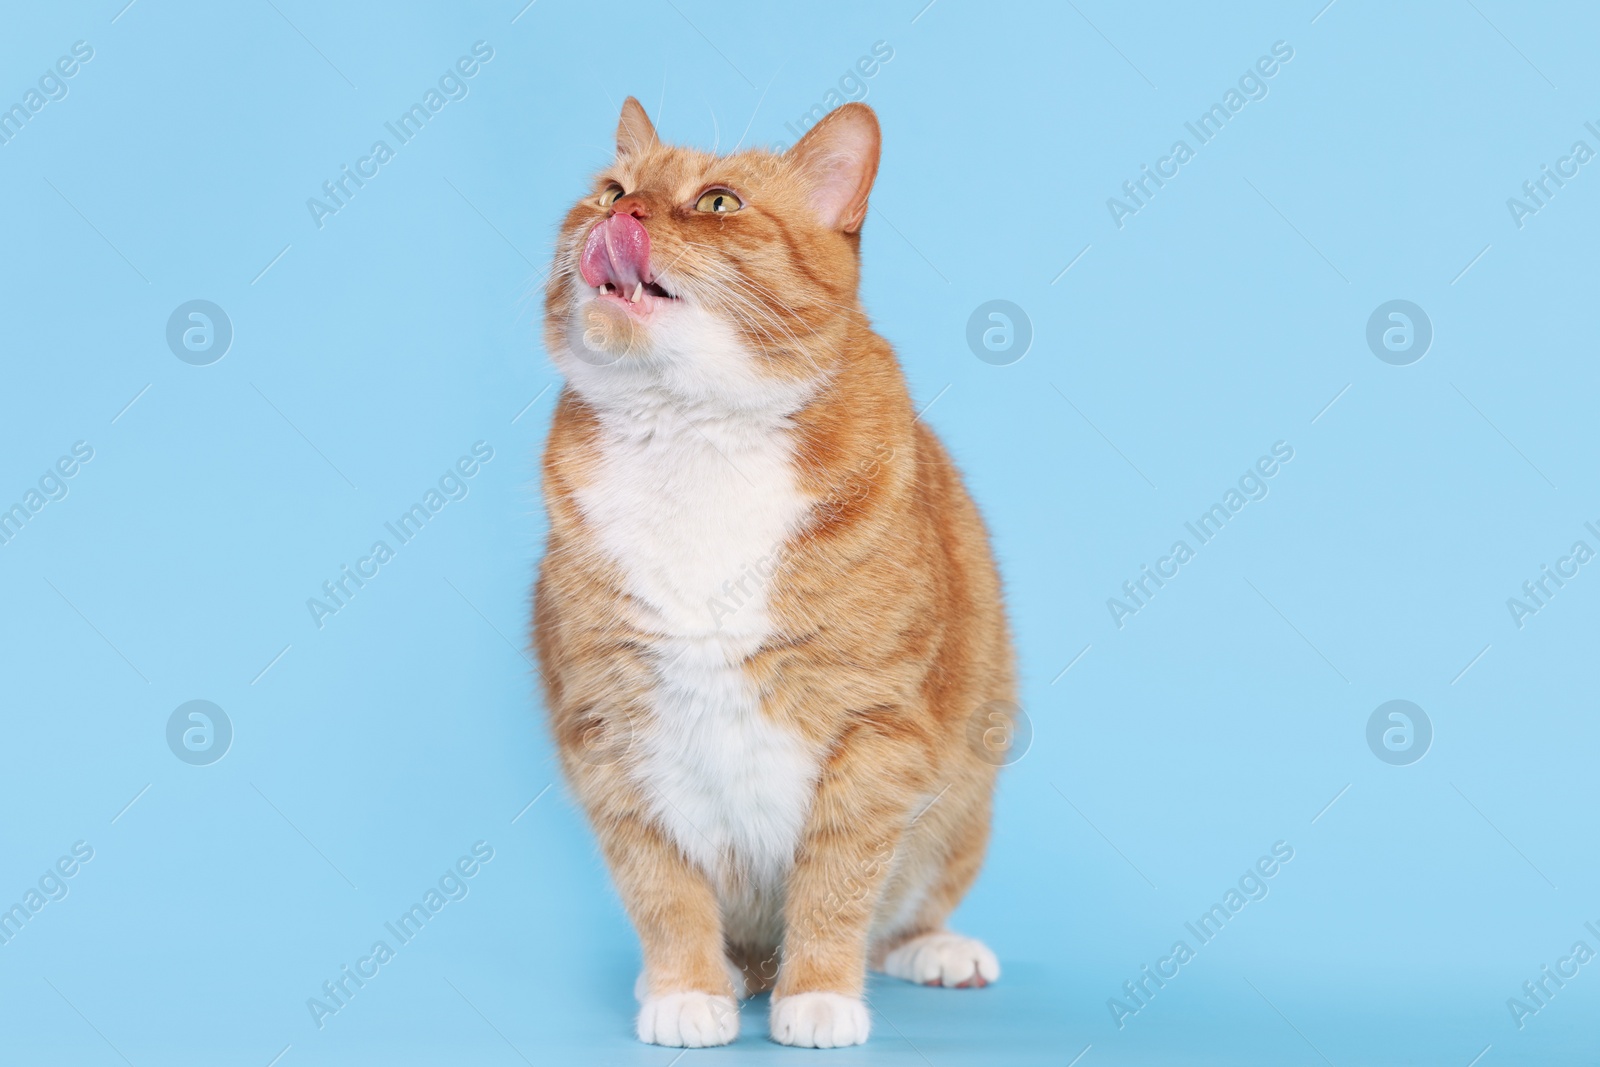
[787, 102, 881, 234]
[616, 97, 659, 158]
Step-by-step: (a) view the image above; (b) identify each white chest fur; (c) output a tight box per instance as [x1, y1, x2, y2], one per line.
[573, 390, 819, 884]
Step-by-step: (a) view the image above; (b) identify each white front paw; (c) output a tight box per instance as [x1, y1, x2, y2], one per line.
[882, 931, 1000, 987]
[636, 991, 739, 1047]
[769, 991, 870, 1048]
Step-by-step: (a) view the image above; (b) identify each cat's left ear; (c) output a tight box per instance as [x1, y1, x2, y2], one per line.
[616, 97, 659, 157]
[787, 103, 880, 233]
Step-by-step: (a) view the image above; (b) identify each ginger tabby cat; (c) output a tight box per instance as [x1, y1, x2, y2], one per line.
[533, 97, 1016, 1048]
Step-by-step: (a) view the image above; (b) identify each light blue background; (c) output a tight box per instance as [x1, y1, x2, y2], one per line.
[2, 1, 1597, 1064]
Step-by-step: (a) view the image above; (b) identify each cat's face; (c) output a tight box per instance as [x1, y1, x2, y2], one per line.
[544, 99, 880, 409]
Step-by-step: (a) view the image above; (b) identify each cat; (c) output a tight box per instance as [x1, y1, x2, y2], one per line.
[533, 97, 1017, 1049]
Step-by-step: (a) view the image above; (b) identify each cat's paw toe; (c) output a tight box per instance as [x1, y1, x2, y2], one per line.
[882, 931, 1000, 988]
[636, 991, 739, 1047]
[769, 991, 870, 1048]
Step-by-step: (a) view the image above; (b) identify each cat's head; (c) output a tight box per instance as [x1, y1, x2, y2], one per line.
[544, 97, 880, 409]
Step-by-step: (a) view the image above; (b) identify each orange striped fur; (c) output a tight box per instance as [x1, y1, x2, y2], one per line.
[533, 98, 1016, 1048]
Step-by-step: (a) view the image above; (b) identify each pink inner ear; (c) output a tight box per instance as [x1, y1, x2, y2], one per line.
[806, 127, 876, 230]
[810, 156, 863, 226]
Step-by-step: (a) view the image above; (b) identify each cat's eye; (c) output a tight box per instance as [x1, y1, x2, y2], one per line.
[598, 184, 625, 207]
[694, 188, 743, 214]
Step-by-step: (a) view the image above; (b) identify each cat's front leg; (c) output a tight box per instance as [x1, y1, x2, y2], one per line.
[587, 788, 740, 1047]
[769, 723, 922, 1049]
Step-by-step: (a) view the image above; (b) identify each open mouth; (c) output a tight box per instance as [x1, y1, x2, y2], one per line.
[580, 214, 680, 317]
[595, 279, 676, 303]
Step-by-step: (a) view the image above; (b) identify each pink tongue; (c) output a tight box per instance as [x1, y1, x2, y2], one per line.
[579, 213, 651, 289]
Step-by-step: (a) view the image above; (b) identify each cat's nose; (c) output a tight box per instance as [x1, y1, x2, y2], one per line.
[610, 195, 650, 219]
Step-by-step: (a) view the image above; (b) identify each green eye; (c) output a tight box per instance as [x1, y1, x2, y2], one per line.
[695, 188, 742, 213]
[598, 184, 624, 207]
